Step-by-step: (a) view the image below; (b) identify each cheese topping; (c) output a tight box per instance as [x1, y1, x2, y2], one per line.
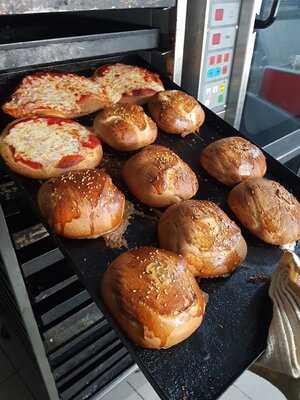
[4, 118, 91, 166]
[6, 73, 101, 114]
[95, 64, 164, 103]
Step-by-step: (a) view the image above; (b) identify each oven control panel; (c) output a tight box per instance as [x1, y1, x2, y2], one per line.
[199, 0, 241, 114]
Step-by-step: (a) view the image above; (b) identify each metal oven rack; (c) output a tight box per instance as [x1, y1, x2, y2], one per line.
[0, 2, 186, 399]
[0, 162, 137, 400]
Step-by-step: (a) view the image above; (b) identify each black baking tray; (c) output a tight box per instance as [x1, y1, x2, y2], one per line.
[0, 54, 299, 400]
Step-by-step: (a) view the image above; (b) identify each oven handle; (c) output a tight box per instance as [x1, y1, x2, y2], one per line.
[254, 0, 281, 29]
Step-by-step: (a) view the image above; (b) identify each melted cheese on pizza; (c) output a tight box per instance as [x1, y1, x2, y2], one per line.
[94, 64, 164, 103]
[4, 118, 91, 166]
[5, 73, 101, 114]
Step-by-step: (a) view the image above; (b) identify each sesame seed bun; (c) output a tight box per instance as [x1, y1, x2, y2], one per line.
[101, 247, 207, 349]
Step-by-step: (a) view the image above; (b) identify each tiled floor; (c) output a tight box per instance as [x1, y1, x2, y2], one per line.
[0, 345, 36, 400]
[0, 318, 288, 400]
[101, 369, 287, 400]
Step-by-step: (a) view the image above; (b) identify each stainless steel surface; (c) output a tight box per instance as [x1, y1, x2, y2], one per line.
[263, 129, 300, 163]
[0, 206, 59, 400]
[0, 29, 159, 70]
[225, 0, 261, 128]
[0, 0, 176, 14]
[181, 0, 210, 97]
[173, 0, 187, 85]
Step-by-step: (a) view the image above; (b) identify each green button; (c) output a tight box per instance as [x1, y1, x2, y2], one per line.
[218, 94, 224, 104]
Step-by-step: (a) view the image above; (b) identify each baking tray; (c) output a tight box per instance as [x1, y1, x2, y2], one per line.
[0, 54, 299, 400]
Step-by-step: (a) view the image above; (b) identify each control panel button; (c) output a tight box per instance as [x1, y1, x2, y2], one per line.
[209, 56, 216, 65]
[215, 8, 224, 21]
[219, 83, 225, 93]
[217, 54, 222, 63]
[224, 52, 230, 62]
[212, 33, 221, 45]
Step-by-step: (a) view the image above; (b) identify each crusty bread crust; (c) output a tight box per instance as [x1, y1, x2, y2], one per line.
[148, 90, 205, 136]
[101, 247, 207, 349]
[158, 200, 247, 278]
[93, 103, 157, 151]
[38, 169, 125, 239]
[0, 118, 102, 179]
[200, 136, 266, 186]
[228, 178, 300, 245]
[122, 145, 199, 207]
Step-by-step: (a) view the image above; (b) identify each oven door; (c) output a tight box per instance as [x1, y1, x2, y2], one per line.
[234, 0, 300, 175]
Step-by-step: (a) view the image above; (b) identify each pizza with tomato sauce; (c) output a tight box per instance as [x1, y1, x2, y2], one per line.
[93, 63, 164, 105]
[0, 117, 102, 179]
[2, 71, 110, 119]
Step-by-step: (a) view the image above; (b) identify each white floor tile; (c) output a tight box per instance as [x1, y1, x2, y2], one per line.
[101, 380, 141, 400]
[219, 384, 249, 400]
[234, 370, 287, 400]
[126, 370, 160, 400]
[0, 346, 15, 383]
[0, 373, 33, 400]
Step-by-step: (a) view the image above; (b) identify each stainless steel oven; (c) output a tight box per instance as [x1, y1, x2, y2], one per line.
[181, 0, 300, 176]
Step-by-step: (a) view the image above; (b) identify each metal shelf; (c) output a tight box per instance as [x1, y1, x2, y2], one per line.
[0, 15, 159, 70]
[0, 0, 176, 15]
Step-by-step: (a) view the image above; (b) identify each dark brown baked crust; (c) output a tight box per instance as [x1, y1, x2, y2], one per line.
[38, 169, 125, 239]
[122, 145, 199, 207]
[148, 90, 205, 136]
[158, 200, 247, 277]
[101, 247, 207, 349]
[200, 136, 266, 186]
[228, 178, 300, 245]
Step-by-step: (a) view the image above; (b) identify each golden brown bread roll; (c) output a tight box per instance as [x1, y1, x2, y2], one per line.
[228, 178, 300, 245]
[200, 136, 266, 186]
[93, 104, 157, 151]
[158, 200, 247, 278]
[38, 169, 125, 239]
[122, 145, 199, 207]
[101, 247, 207, 349]
[148, 90, 205, 136]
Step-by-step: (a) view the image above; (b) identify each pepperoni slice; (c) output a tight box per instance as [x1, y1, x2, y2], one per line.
[81, 134, 100, 149]
[15, 154, 43, 169]
[95, 65, 110, 77]
[78, 94, 91, 103]
[57, 154, 84, 169]
[128, 88, 157, 97]
[9, 145, 43, 169]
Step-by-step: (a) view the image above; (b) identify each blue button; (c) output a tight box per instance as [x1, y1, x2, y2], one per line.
[214, 67, 221, 76]
[207, 69, 214, 78]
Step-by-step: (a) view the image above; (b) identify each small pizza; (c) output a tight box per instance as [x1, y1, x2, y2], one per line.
[0, 117, 102, 179]
[2, 71, 110, 119]
[93, 63, 164, 105]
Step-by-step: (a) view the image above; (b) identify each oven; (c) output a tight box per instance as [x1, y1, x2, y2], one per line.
[0, 2, 299, 400]
[181, 0, 300, 176]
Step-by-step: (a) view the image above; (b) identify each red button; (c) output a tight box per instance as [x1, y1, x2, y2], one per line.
[215, 8, 224, 21]
[222, 65, 228, 74]
[217, 54, 222, 63]
[209, 56, 216, 65]
[224, 53, 230, 62]
[212, 33, 221, 45]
